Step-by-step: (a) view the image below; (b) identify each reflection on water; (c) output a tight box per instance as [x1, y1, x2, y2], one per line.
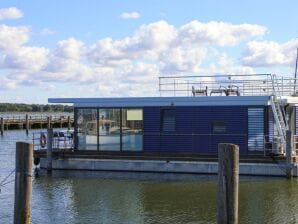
[1, 130, 298, 223]
[32, 171, 218, 224]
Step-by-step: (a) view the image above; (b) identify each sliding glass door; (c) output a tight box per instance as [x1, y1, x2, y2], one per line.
[77, 109, 98, 150]
[98, 108, 121, 151]
[75, 108, 143, 151]
[122, 109, 143, 151]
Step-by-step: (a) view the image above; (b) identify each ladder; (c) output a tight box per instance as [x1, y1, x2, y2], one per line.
[270, 74, 289, 154]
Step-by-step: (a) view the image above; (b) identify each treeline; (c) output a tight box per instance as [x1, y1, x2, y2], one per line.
[0, 103, 73, 112]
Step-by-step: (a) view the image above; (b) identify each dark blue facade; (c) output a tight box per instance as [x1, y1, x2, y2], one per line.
[143, 106, 249, 154]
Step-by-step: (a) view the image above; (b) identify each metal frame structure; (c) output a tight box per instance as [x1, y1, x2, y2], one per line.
[159, 74, 298, 97]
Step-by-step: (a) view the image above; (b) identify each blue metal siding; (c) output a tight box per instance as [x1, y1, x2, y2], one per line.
[143, 106, 249, 154]
[210, 135, 247, 153]
[143, 107, 161, 152]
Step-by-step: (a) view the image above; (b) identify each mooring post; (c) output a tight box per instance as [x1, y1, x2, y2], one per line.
[217, 143, 239, 224]
[67, 116, 71, 130]
[25, 114, 29, 135]
[47, 116, 51, 130]
[286, 130, 293, 179]
[1, 117, 4, 136]
[14, 142, 33, 224]
[47, 128, 53, 172]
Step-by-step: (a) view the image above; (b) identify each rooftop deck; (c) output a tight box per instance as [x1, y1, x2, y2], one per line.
[159, 74, 298, 97]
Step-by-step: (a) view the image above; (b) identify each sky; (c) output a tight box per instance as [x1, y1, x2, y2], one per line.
[0, 0, 297, 104]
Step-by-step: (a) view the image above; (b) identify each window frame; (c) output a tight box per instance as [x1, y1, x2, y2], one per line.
[74, 107, 144, 151]
[161, 108, 176, 132]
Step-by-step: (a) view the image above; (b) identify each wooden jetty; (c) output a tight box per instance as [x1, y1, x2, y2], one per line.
[0, 114, 74, 135]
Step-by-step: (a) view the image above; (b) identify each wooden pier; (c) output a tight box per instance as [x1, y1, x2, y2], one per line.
[0, 114, 74, 135]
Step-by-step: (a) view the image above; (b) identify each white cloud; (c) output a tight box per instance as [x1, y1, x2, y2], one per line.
[44, 84, 57, 91]
[120, 62, 159, 84]
[87, 19, 265, 82]
[88, 20, 266, 67]
[40, 28, 55, 36]
[127, 20, 177, 52]
[0, 24, 29, 51]
[88, 38, 126, 65]
[0, 7, 23, 20]
[2, 46, 49, 71]
[41, 38, 90, 82]
[241, 39, 298, 67]
[209, 50, 256, 75]
[120, 12, 140, 19]
[0, 76, 18, 90]
[178, 21, 267, 46]
[0, 19, 283, 98]
[159, 46, 207, 73]
[54, 38, 84, 60]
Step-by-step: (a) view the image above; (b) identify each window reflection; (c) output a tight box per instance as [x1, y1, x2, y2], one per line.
[122, 109, 143, 151]
[76, 108, 143, 151]
[99, 109, 121, 151]
[77, 109, 97, 150]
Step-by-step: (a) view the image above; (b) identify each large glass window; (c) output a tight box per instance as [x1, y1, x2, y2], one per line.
[75, 108, 143, 151]
[122, 109, 143, 151]
[77, 109, 98, 150]
[99, 109, 121, 151]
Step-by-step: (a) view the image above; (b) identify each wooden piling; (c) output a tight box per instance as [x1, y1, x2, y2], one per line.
[14, 142, 33, 224]
[46, 128, 53, 172]
[217, 143, 239, 224]
[60, 117, 63, 128]
[1, 117, 4, 136]
[286, 130, 293, 179]
[25, 114, 29, 135]
[67, 116, 71, 130]
[47, 116, 51, 130]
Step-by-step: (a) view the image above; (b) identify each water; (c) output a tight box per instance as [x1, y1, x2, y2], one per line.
[1, 130, 298, 223]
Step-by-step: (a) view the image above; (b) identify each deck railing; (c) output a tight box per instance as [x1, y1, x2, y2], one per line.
[159, 74, 298, 97]
[32, 130, 297, 156]
[32, 131, 74, 150]
[0, 114, 74, 122]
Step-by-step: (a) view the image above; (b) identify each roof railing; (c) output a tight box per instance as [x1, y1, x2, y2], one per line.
[159, 74, 298, 97]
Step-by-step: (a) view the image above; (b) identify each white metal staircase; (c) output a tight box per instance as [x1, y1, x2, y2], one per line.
[270, 74, 289, 154]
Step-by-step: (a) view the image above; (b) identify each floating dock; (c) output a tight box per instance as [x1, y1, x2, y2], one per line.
[34, 150, 298, 177]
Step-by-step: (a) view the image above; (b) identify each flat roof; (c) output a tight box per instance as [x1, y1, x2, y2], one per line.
[280, 96, 298, 105]
[49, 96, 271, 107]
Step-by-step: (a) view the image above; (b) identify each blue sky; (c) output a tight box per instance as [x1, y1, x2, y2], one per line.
[0, 0, 297, 103]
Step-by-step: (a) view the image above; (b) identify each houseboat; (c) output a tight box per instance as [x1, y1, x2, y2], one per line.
[35, 74, 298, 176]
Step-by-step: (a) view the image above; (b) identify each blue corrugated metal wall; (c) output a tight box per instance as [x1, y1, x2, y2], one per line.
[143, 106, 248, 154]
[143, 107, 161, 152]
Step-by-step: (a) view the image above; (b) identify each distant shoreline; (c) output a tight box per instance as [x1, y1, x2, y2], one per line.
[0, 103, 73, 113]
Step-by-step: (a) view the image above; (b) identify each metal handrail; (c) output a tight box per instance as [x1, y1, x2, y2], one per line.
[0, 115, 74, 121]
[32, 130, 74, 150]
[159, 74, 298, 97]
[263, 134, 284, 155]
